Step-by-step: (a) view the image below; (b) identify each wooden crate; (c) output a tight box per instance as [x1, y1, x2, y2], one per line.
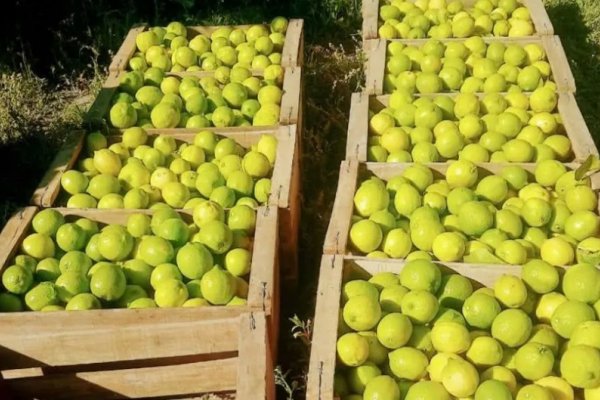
[0, 206, 279, 399]
[362, 0, 554, 43]
[31, 124, 301, 286]
[109, 20, 304, 74]
[306, 254, 578, 400]
[323, 159, 584, 255]
[345, 91, 597, 163]
[86, 66, 302, 128]
[364, 36, 575, 95]
[1, 310, 274, 400]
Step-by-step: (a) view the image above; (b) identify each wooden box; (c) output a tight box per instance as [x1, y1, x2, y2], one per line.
[323, 159, 583, 255]
[31, 125, 301, 285]
[362, 0, 554, 43]
[86, 67, 302, 128]
[344, 91, 597, 163]
[109, 20, 304, 73]
[0, 206, 279, 399]
[306, 254, 566, 399]
[364, 36, 575, 95]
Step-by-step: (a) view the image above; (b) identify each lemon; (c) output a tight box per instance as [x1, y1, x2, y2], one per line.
[432, 232, 466, 262]
[337, 332, 369, 367]
[551, 300, 595, 338]
[347, 362, 381, 394]
[442, 358, 479, 397]
[2, 265, 33, 294]
[516, 384, 554, 400]
[466, 336, 503, 367]
[535, 376, 574, 400]
[200, 266, 235, 305]
[343, 294, 382, 331]
[379, 285, 409, 313]
[475, 380, 512, 400]
[343, 280, 379, 302]
[562, 262, 600, 303]
[561, 345, 600, 388]
[399, 259, 442, 293]
[389, 347, 428, 380]
[491, 309, 532, 347]
[481, 366, 517, 396]
[405, 381, 450, 400]
[431, 321, 471, 353]
[494, 274, 527, 308]
[463, 292, 501, 329]
[359, 331, 389, 365]
[401, 290, 439, 324]
[154, 278, 188, 308]
[515, 342, 554, 380]
[368, 272, 399, 290]
[571, 321, 600, 349]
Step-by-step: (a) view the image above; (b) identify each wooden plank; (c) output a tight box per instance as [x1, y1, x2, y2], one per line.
[246, 206, 279, 347]
[525, 0, 554, 36]
[0, 316, 240, 369]
[4, 358, 238, 399]
[558, 92, 598, 161]
[345, 92, 369, 161]
[306, 255, 344, 400]
[322, 160, 359, 254]
[236, 312, 275, 400]
[0, 207, 37, 271]
[281, 19, 304, 68]
[85, 72, 120, 126]
[279, 128, 301, 284]
[108, 26, 148, 73]
[543, 35, 576, 93]
[269, 125, 297, 209]
[31, 131, 85, 208]
[364, 39, 386, 95]
[361, 0, 379, 42]
[280, 66, 302, 125]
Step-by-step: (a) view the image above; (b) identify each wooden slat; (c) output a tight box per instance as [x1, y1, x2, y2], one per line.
[306, 255, 344, 400]
[558, 92, 598, 161]
[269, 125, 297, 209]
[364, 39, 386, 95]
[525, 0, 554, 36]
[322, 160, 359, 254]
[345, 92, 369, 161]
[108, 26, 148, 73]
[31, 131, 85, 208]
[280, 66, 302, 125]
[4, 358, 237, 399]
[85, 72, 120, 125]
[246, 206, 279, 348]
[281, 19, 304, 68]
[0, 207, 37, 271]
[0, 316, 239, 369]
[542, 35, 576, 93]
[236, 312, 275, 400]
[361, 0, 379, 42]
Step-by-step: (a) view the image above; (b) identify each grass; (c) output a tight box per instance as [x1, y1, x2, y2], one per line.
[0, 0, 600, 399]
[543, 0, 600, 136]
